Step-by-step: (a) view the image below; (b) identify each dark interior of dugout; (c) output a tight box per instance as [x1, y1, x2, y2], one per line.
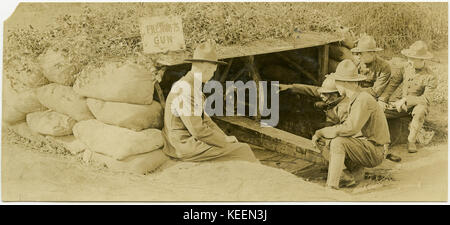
[158, 46, 327, 140]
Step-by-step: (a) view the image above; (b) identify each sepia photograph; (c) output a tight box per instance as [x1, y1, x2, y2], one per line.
[1, 1, 448, 204]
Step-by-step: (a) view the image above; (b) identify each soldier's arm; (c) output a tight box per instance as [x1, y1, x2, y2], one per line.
[203, 113, 227, 137]
[378, 66, 404, 102]
[406, 74, 437, 107]
[177, 94, 229, 148]
[315, 95, 373, 138]
[370, 70, 391, 98]
[290, 84, 321, 98]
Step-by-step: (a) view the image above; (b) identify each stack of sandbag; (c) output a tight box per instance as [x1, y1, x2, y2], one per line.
[328, 27, 356, 73]
[6, 49, 94, 156]
[72, 62, 168, 174]
[38, 49, 79, 86]
[2, 71, 47, 126]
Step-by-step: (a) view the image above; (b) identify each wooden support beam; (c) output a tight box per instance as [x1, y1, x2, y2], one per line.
[154, 68, 166, 109]
[247, 56, 262, 121]
[219, 58, 234, 83]
[213, 116, 326, 164]
[275, 52, 320, 85]
[318, 44, 330, 83]
[228, 66, 248, 82]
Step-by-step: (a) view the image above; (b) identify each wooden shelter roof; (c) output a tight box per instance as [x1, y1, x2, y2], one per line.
[156, 32, 343, 66]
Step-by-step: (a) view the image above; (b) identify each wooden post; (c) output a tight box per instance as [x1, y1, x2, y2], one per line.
[154, 68, 166, 109]
[247, 56, 262, 121]
[219, 58, 233, 83]
[318, 44, 329, 83]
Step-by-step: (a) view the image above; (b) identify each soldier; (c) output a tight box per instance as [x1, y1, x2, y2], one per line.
[351, 35, 392, 100]
[277, 77, 348, 127]
[378, 41, 437, 153]
[312, 59, 391, 190]
[161, 40, 259, 163]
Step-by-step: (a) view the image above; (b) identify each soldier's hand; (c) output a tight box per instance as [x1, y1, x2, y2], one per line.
[405, 61, 415, 77]
[377, 100, 388, 110]
[312, 134, 320, 149]
[394, 98, 407, 112]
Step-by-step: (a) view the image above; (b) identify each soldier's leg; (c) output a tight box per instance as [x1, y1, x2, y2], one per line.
[327, 137, 384, 188]
[326, 137, 347, 188]
[408, 104, 428, 152]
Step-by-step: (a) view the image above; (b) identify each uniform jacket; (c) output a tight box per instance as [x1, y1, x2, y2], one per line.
[379, 63, 437, 106]
[162, 73, 229, 159]
[358, 56, 392, 99]
[317, 91, 391, 145]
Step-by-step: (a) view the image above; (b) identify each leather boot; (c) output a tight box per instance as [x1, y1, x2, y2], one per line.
[339, 169, 356, 188]
[408, 142, 417, 153]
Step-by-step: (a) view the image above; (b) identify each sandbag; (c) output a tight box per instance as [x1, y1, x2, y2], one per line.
[2, 77, 26, 124]
[73, 120, 164, 160]
[329, 45, 354, 61]
[328, 58, 340, 73]
[83, 149, 170, 174]
[26, 110, 77, 136]
[13, 89, 47, 113]
[46, 135, 87, 155]
[337, 27, 356, 49]
[73, 62, 155, 104]
[5, 58, 49, 91]
[38, 49, 78, 86]
[86, 98, 163, 131]
[3, 100, 26, 125]
[36, 83, 94, 121]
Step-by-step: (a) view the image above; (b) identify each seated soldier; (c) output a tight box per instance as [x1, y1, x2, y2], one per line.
[377, 41, 437, 153]
[161, 40, 259, 163]
[351, 35, 392, 99]
[312, 59, 391, 190]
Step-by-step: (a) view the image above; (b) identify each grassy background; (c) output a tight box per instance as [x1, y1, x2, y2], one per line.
[3, 2, 448, 104]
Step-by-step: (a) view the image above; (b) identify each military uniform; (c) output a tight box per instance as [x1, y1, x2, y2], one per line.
[358, 56, 392, 99]
[379, 63, 437, 144]
[162, 73, 259, 163]
[315, 59, 391, 188]
[351, 35, 390, 99]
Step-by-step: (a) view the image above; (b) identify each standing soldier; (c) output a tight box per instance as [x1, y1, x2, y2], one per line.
[351, 35, 392, 100]
[378, 41, 437, 153]
[312, 60, 391, 190]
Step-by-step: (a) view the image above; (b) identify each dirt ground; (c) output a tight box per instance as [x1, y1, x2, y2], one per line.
[1, 135, 447, 202]
[1, 3, 448, 202]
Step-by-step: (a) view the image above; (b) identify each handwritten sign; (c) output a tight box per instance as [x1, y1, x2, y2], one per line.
[139, 16, 186, 54]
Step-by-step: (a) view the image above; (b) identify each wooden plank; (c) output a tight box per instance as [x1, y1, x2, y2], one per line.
[275, 52, 319, 85]
[156, 32, 343, 66]
[218, 58, 234, 83]
[154, 68, 166, 109]
[213, 116, 326, 164]
[318, 44, 330, 83]
[154, 81, 165, 109]
[247, 56, 262, 121]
